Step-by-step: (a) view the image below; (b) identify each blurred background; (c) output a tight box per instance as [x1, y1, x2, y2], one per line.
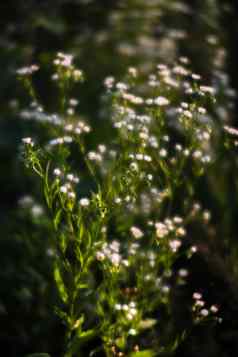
[1, 1, 238, 356]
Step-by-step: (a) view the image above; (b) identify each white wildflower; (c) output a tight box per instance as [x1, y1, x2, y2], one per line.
[79, 198, 90, 207]
[22, 137, 34, 146]
[154, 96, 170, 106]
[130, 226, 144, 239]
[193, 292, 202, 300]
[53, 168, 62, 176]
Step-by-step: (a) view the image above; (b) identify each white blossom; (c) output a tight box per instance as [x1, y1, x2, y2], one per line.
[154, 96, 170, 106]
[130, 226, 144, 239]
[79, 198, 90, 207]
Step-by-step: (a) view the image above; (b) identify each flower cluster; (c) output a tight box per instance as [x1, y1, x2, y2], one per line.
[114, 301, 138, 322]
[192, 292, 221, 324]
[20, 56, 224, 356]
[52, 52, 84, 82]
[96, 240, 129, 268]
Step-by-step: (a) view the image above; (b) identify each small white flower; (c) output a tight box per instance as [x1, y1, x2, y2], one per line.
[183, 149, 190, 156]
[136, 153, 143, 161]
[122, 259, 129, 267]
[193, 292, 202, 300]
[175, 144, 182, 152]
[73, 69, 83, 81]
[17, 65, 39, 76]
[176, 227, 186, 236]
[67, 174, 74, 181]
[181, 102, 189, 109]
[116, 82, 128, 92]
[96, 251, 105, 261]
[200, 85, 215, 95]
[157, 64, 168, 71]
[155, 222, 168, 239]
[195, 300, 205, 307]
[193, 150, 202, 159]
[178, 269, 188, 277]
[224, 125, 238, 136]
[192, 73, 201, 80]
[202, 155, 211, 164]
[60, 186, 68, 194]
[68, 192, 76, 199]
[203, 132, 210, 140]
[127, 313, 134, 320]
[198, 107, 207, 115]
[130, 162, 138, 171]
[128, 328, 137, 336]
[169, 239, 182, 252]
[191, 245, 198, 253]
[139, 132, 149, 140]
[111, 253, 121, 266]
[67, 108, 74, 116]
[69, 98, 78, 107]
[210, 305, 219, 313]
[129, 301, 136, 308]
[31, 205, 44, 218]
[52, 73, 59, 81]
[203, 210, 211, 222]
[88, 151, 102, 162]
[159, 148, 167, 157]
[53, 168, 62, 176]
[104, 76, 115, 89]
[162, 285, 170, 293]
[173, 65, 188, 76]
[63, 136, 73, 143]
[128, 67, 137, 77]
[125, 195, 131, 203]
[183, 110, 193, 119]
[200, 308, 209, 317]
[129, 308, 137, 316]
[163, 135, 169, 142]
[79, 198, 90, 207]
[144, 155, 152, 162]
[22, 137, 34, 145]
[65, 124, 73, 132]
[114, 197, 122, 204]
[130, 226, 144, 239]
[154, 96, 170, 106]
[73, 176, 79, 183]
[145, 98, 153, 105]
[98, 144, 106, 153]
[173, 216, 183, 224]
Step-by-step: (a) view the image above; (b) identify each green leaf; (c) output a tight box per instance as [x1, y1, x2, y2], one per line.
[73, 314, 85, 330]
[54, 264, 68, 303]
[59, 232, 67, 253]
[79, 223, 84, 241]
[159, 160, 170, 178]
[77, 328, 95, 340]
[54, 208, 62, 230]
[68, 329, 96, 355]
[75, 244, 84, 268]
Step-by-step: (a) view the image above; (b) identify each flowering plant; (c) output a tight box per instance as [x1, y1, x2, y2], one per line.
[20, 53, 222, 357]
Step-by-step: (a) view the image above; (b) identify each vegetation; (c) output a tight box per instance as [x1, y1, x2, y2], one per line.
[1, 1, 238, 356]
